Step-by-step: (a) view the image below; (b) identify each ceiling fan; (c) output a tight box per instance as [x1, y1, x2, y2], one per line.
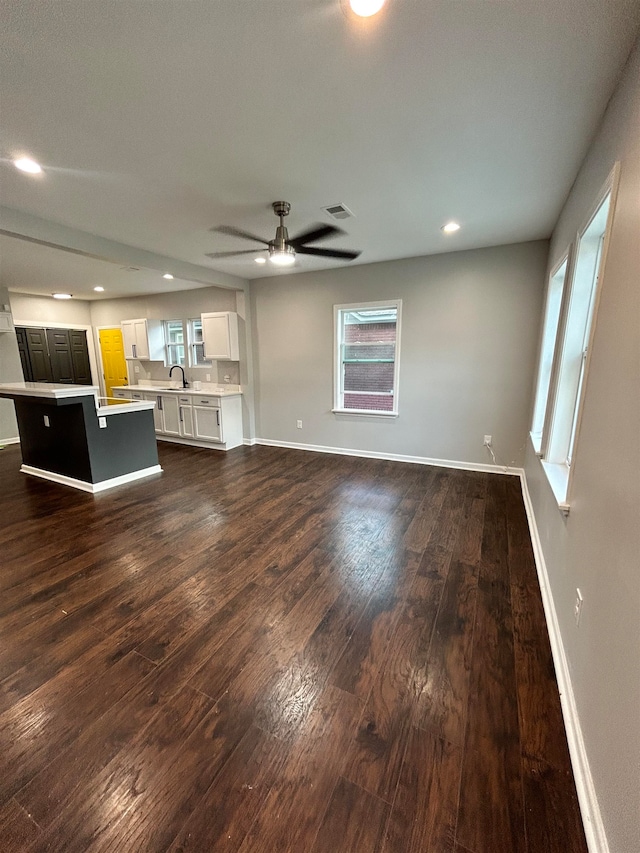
[205, 201, 361, 267]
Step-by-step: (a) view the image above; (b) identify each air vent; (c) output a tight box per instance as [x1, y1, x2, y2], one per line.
[322, 203, 354, 220]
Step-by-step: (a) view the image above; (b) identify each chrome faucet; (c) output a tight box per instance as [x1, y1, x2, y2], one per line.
[169, 365, 188, 388]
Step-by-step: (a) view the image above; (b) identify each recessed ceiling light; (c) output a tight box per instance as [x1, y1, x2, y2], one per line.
[441, 221, 461, 233]
[14, 156, 42, 174]
[350, 0, 385, 17]
[93, 286, 105, 292]
[52, 293, 72, 299]
[254, 257, 266, 264]
[163, 273, 174, 280]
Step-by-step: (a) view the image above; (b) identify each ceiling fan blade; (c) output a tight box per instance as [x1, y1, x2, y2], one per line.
[205, 249, 264, 258]
[289, 223, 343, 247]
[210, 225, 270, 245]
[296, 246, 361, 260]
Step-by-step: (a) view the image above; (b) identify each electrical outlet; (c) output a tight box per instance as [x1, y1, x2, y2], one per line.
[483, 434, 492, 446]
[98, 416, 107, 429]
[134, 365, 140, 374]
[574, 589, 583, 626]
[224, 374, 231, 383]
[296, 420, 303, 429]
[43, 415, 50, 428]
[206, 373, 211, 382]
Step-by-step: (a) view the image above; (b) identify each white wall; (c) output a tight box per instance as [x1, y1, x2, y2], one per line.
[524, 39, 640, 853]
[10, 292, 92, 326]
[250, 240, 547, 467]
[0, 286, 23, 442]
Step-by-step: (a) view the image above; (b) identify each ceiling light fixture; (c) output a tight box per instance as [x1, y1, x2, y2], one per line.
[254, 257, 266, 264]
[93, 286, 105, 292]
[441, 221, 461, 233]
[269, 247, 296, 267]
[349, 0, 385, 17]
[163, 273, 174, 280]
[52, 293, 72, 299]
[14, 156, 42, 174]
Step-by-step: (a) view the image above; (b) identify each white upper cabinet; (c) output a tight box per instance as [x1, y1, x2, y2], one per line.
[121, 318, 165, 361]
[201, 311, 239, 361]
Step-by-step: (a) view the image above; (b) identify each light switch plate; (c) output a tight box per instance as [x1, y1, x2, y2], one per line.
[99, 417, 107, 429]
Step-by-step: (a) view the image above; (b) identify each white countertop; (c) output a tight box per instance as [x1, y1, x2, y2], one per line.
[0, 382, 155, 417]
[112, 384, 242, 398]
[0, 381, 100, 399]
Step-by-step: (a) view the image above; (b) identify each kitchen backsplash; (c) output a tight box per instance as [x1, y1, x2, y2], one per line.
[130, 360, 240, 387]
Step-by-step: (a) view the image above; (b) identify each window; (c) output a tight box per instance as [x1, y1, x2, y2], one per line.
[536, 165, 618, 511]
[334, 300, 401, 415]
[188, 319, 210, 366]
[530, 257, 568, 452]
[165, 320, 185, 366]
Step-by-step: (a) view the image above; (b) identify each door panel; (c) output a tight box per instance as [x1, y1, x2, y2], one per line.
[99, 329, 128, 399]
[15, 327, 34, 381]
[46, 329, 74, 383]
[69, 330, 92, 384]
[25, 328, 53, 382]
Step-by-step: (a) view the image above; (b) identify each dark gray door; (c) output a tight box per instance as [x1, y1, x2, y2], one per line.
[15, 327, 34, 381]
[46, 329, 75, 383]
[69, 330, 92, 384]
[24, 328, 53, 382]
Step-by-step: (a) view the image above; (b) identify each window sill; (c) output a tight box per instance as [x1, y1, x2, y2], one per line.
[540, 460, 570, 516]
[332, 408, 398, 419]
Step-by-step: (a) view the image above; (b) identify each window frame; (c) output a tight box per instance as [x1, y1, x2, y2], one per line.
[188, 318, 211, 368]
[164, 319, 186, 367]
[530, 251, 571, 456]
[333, 299, 402, 418]
[536, 162, 620, 513]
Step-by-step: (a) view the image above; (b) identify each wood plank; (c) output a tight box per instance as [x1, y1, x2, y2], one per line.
[26, 684, 216, 853]
[0, 650, 156, 804]
[310, 775, 390, 853]
[382, 726, 461, 853]
[165, 724, 286, 853]
[456, 584, 525, 853]
[236, 685, 362, 853]
[522, 755, 588, 853]
[0, 798, 41, 852]
[414, 558, 478, 745]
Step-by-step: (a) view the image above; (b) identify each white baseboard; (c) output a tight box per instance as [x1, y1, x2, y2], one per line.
[519, 472, 608, 853]
[254, 437, 522, 476]
[243, 437, 257, 446]
[20, 464, 163, 494]
[0, 436, 20, 446]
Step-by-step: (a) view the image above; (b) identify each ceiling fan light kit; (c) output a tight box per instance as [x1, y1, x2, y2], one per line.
[207, 200, 361, 268]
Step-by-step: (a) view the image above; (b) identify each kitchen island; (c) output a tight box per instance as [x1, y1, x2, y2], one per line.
[0, 382, 161, 493]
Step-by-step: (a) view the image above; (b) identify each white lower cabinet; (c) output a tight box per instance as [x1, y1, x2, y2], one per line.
[143, 393, 164, 432]
[178, 397, 194, 438]
[112, 387, 243, 450]
[193, 405, 222, 442]
[159, 394, 181, 436]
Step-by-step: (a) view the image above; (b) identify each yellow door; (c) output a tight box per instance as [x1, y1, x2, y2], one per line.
[99, 328, 128, 400]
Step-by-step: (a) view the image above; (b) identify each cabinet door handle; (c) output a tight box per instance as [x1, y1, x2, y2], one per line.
[157, 396, 162, 410]
[216, 410, 220, 426]
[132, 343, 137, 358]
[179, 407, 183, 423]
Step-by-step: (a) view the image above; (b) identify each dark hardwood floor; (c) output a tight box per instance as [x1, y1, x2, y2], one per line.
[0, 442, 587, 852]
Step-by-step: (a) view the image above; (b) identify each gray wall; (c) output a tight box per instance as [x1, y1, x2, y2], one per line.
[250, 240, 547, 467]
[0, 286, 23, 442]
[524, 39, 640, 853]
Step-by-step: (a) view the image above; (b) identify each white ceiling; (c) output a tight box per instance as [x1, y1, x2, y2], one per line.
[1, 0, 639, 295]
